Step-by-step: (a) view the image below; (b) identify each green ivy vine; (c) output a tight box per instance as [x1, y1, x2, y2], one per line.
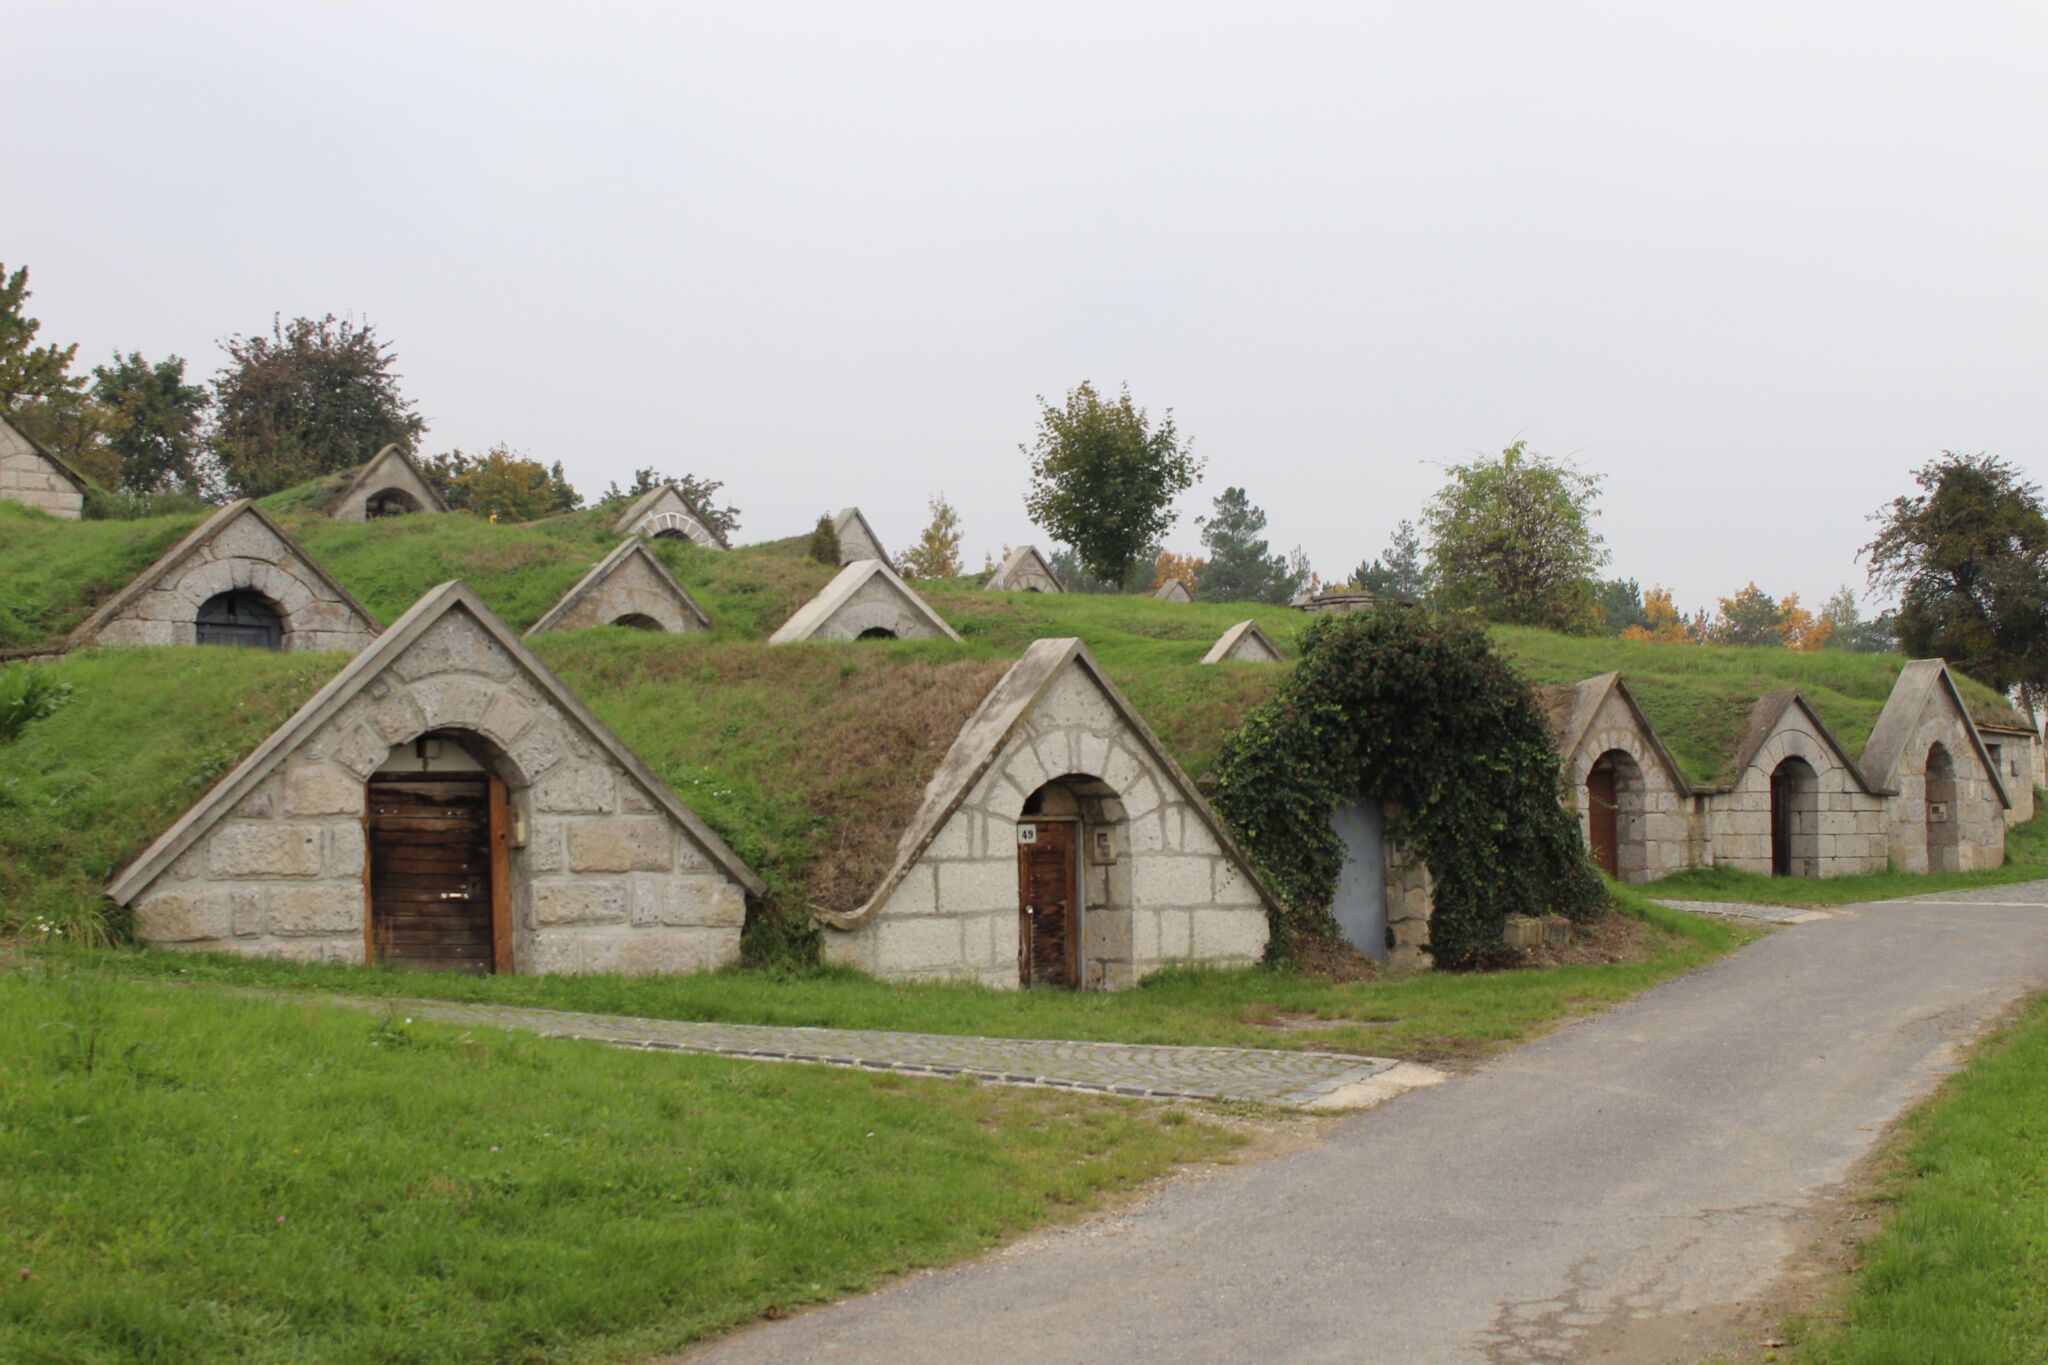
[1211, 608, 1604, 968]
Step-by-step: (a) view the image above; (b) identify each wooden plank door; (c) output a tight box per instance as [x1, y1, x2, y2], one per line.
[368, 773, 498, 973]
[1016, 820, 1078, 989]
[1586, 765, 1619, 878]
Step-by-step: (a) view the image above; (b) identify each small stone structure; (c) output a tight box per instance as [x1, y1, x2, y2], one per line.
[986, 544, 1063, 593]
[814, 638, 1273, 989]
[1153, 578, 1194, 603]
[1700, 691, 1891, 878]
[1200, 620, 1284, 665]
[0, 413, 88, 519]
[1978, 721, 2038, 825]
[328, 445, 448, 521]
[1545, 673, 1695, 883]
[107, 581, 762, 974]
[614, 485, 727, 549]
[69, 500, 380, 652]
[769, 559, 961, 644]
[1858, 660, 2010, 872]
[1294, 590, 1382, 614]
[526, 539, 711, 636]
[832, 507, 888, 567]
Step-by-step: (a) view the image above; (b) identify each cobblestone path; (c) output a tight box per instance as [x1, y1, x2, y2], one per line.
[339, 997, 1399, 1107]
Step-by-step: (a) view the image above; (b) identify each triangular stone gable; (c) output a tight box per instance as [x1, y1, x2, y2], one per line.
[833, 507, 888, 566]
[1153, 579, 1194, 603]
[615, 484, 728, 549]
[986, 544, 1063, 593]
[328, 444, 449, 521]
[109, 581, 763, 930]
[769, 559, 961, 644]
[0, 412, 89, 519]
[815, 637, 1277, 933]
[69, 500, 380, 652]
[1551, 673, 1691, 795]
[1859, 659, 2010, 807]
[1200, 620, 1284, 665]
[526, 539, 712, 636]
[1726, 690, 1880, 794]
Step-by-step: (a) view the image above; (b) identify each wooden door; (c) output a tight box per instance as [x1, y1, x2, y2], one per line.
[1770, 769, 1793, 876]
[1016, 820, 1078, 989]
[1586, 764, 1619, 878]
[367, 772, 502, 973]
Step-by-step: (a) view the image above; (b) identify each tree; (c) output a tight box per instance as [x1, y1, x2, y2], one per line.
[1352, 519, 1426, 602]
[1865, 452, 2048, 709]
[1424, 440, 1607, 632]
[1198, 486, 1308, 604]
[1151, 550, 1205, 595]
[1621, 586, 1703, 645]
[1775, 593, 1832, 652]
[1711, 582, 1783, 646]
[1022, 381, 1203, 588]
[1596, 578, 1649, 636]
[421, 445, 580, 522]
[91, 353, 210, 495]
[1047, 543, 1159, 594]
[210, 314, 426, 497]
[807, 513, 841, 565]
[899, 495, 964, 579]
[600, 468, 742, 543]
[0, 262, 91, 464]
[1820, 586, 1896, 654]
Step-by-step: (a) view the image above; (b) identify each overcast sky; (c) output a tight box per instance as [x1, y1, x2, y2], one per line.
[12, 2, 2044, 609]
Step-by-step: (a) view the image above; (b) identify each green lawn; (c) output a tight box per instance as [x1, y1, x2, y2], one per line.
[46, 889, 1754, 1065]
[1644, 799, 2048, 907]
[1790, 992, 2048, 1363]
[0, 963, 1237, 1363]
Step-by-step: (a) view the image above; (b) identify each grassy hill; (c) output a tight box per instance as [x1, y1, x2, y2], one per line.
[0, 477, 2033, 945]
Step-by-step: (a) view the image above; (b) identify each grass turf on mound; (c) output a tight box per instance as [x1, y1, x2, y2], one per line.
[0, 963, 1234, 1362]
[0, 501, 207, 650]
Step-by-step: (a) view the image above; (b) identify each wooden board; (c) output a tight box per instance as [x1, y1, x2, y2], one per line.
[368, 773, 495, 975]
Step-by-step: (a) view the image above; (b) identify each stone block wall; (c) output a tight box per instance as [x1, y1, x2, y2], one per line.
[85, 512, 378, 652]
[1700, 719, 1887, 877]
[1981, 730, 2036, 826]
[130, 608, 747, 974]
[0, 423, 84, 518]
[807, 572, 950, 641]
[1562, 689, 1692, 883]
[822, 663, 1268, 988]
[1881, 705, 2007, 873]
[331, 453, 440, 522]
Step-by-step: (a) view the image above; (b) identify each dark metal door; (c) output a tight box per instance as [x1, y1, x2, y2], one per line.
[1770, 769, 1793, 876]
[1587, 764, 1619, 878]
[196, 591, 282, 650]
[1016, 820, 1078, 989]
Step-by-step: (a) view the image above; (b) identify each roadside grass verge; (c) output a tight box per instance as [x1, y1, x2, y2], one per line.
[0, 965, 1237, 1363]
[44, 887, 1754, 1065]
[1644, 801, 2048, 907]
[1789, 991, 2048, 1362]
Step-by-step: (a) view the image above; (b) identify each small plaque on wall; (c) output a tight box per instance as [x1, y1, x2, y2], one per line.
[1016, 823, 1038, 845]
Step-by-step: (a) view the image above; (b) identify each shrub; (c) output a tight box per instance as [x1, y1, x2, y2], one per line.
[0, 665, 70, 743]
[1210, 608, 1605, 968]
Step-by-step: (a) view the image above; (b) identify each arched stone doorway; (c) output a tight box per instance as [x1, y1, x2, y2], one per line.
[365, 487, 423, 519]
[1016, 774, 1129, 989]
[1924, 742, 1959, 873]
[366, 731, 512, 974]
[1770, 756, 1820, 877]
[612, 613, 663, 631]
[196, 590, 283, 650]
[857, 626, 898, 640]
[1585, 749, 1646, 880]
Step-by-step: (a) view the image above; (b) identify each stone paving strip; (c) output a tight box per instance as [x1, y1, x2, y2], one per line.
[1652, 898, 1834, 924]
[318, 995, 1402, 1108]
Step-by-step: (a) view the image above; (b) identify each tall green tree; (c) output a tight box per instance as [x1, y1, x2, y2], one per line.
[420, 445, 580, 522]
[91, 353, 210, 495]
[1864, 452, 2048, 708]
[1198, 486, 1308, 604]
[1047, 543, 1159, 595]
[0, 262, 91, 464]
[1022, 382, 1203, 588]
[209, 314, 426, 497]
[1819, 586, 1896, 654]
[1424, 440, 1607, 632]
[600, 467, 741, 543]
[1353, 519, 1427, 602]
[1711, 582, 1785, 647]
[1595, 578, 1649, 636]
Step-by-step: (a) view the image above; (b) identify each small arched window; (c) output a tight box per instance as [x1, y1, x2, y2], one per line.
[196, 591, 284, 650]
[857, 626, 898, 640]
[612, 613, 664, 631]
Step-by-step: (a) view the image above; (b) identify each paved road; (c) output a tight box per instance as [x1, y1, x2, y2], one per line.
[694, 883, 2048, 1364]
